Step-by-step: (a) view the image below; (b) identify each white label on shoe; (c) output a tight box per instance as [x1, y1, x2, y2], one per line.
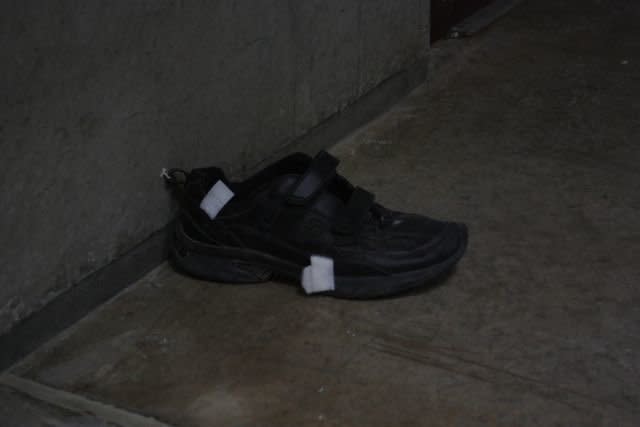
[301, 255, 335, 294]
[200, 180, 234, 219]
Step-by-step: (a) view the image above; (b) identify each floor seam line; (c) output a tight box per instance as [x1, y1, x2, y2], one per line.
[0, 373, 174, 427]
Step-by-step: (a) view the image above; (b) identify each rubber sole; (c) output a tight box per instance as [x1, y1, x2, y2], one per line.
[171, 222, 468, 299]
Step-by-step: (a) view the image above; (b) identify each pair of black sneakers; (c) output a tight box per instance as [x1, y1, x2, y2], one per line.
[162, 150, 467, 299]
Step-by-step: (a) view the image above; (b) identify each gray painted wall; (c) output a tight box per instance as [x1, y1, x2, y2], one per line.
[0, 1, 430, 334]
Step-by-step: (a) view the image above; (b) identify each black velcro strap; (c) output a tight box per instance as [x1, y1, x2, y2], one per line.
[287, 151, 339, 205]
[334, 187, 375, 234]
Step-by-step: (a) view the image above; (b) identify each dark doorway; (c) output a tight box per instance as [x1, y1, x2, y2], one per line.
[431, 0, 493, 42]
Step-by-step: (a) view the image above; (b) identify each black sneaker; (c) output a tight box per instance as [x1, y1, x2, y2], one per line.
[163, 151, 467, 299]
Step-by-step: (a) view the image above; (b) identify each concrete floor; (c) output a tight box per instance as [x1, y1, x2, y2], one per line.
[2, 0, 639, 425]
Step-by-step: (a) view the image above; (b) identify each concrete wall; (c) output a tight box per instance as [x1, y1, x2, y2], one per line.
[0, 0, 430, 334]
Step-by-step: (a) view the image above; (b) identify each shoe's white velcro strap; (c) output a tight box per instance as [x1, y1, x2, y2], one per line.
[301, 255, 335, 294]
[200, 180, 234, 219]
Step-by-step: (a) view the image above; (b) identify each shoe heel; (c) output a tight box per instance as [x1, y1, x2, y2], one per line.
[171, 247, 272, 284]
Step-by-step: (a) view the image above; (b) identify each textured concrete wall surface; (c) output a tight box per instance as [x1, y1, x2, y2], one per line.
[0, 1, 429, 334]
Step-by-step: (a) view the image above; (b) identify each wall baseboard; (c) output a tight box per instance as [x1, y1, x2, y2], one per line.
[0, 226, 170, 372]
